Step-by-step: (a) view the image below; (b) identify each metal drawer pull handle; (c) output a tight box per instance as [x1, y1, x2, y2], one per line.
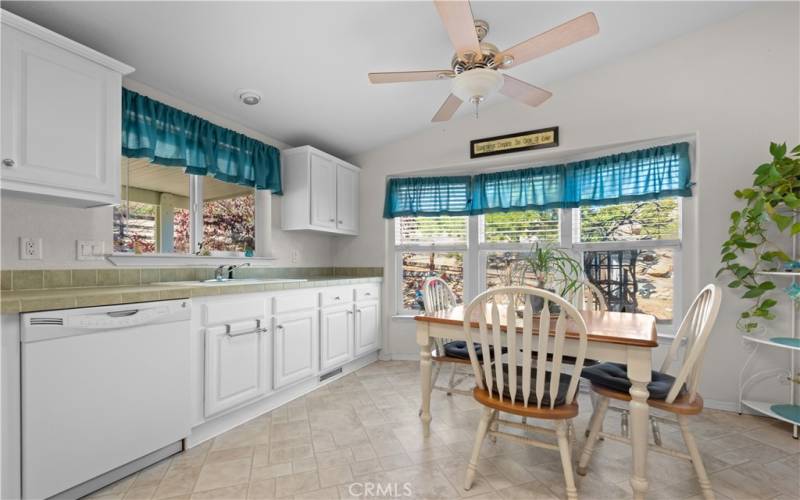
[347, 310, 353, 315]
[226, 319, 268, 337]
[2, 159, 15, 167]
[364, 292, 371, 296]
[107, 309, 139, 317]
[277, 324, 284, 330]
[334, 296, 341, 300]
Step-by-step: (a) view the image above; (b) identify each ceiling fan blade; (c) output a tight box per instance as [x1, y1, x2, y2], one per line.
[497, 12, 599, 69]
[500, 75, 552, 107]
[433, 0, 483, 61]
[368, 70, 454, 84]
[432, 94, 463, 122]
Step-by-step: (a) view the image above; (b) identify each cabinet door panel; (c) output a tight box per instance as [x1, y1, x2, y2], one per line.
[355, 300, 380, 356]
[336, 165, 359, 233]
[310, 154, 336, 228]
[274, 310, 318, 388]
[204, 322, 269, 417]
[320, 307, 353, 371]
[1, 26, 120, 203]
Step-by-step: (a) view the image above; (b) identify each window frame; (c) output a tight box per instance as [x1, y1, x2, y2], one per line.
[114, 165, 270, 260]
[392, 199, 684, 336]
[393, 215, 470, 315]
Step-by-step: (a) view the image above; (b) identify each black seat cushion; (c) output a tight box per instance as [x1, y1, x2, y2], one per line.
[443, 341, 506, 361]
[484, 364, 573, 407]
[581, 362, 685, 400]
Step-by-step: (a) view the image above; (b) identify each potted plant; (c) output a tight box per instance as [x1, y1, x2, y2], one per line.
[718, 142, 800, 332]
[511, 242, 583, 313]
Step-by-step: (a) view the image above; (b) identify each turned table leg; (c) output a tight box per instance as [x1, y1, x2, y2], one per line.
[627, 348, 652, 500]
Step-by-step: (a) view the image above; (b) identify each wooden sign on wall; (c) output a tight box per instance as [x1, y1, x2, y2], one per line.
[470, 126, 559, 159]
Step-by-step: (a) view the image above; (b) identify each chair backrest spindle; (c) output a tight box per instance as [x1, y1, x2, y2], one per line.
[463, 286, 589, 410]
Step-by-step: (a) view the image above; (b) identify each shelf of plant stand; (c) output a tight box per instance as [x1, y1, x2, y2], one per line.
[755, 271, 800, 278]
[743, 335, 800, 351]
[741, 400, 800, 426]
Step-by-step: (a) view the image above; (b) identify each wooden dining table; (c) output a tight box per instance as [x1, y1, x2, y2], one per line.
[415, 306, 658, 500]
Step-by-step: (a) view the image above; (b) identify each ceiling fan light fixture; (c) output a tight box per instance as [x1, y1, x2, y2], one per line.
[451, 68, 503, 118]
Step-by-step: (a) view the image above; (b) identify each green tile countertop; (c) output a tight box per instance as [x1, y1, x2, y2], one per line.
[0, 277, 382, 314]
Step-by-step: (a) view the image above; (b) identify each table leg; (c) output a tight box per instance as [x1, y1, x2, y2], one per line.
[627, 348, 652, 500]
[419, 338, 433, 437]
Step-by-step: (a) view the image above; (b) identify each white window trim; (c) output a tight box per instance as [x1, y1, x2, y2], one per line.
[112, 174, 274, 264]
[392, 199, 685, 336]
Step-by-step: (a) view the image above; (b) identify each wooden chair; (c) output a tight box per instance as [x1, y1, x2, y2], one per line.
[462, 286, 589, 500]
[577, 284, 722, 500]
[421, 277, 472, 398]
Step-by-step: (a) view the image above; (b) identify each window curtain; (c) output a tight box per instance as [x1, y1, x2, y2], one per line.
[564, 142, 691, 208]
[122, 88, 282, 194]
[383, 176, 472, 218]
[382, 142, 692, 218]
[470, 165, 566, 214]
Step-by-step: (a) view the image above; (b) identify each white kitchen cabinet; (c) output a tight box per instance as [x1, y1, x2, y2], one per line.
[203, 298, 270, 417]
[320, 305, 354, 371]
[204, 320, 271, 417]
[354, 299, 380, 356]
[335, 164, 359, 233]
[281, 145, 360, 235]
[310, 153, 336, 229]
[274, 308, 318, 389]
[0, 11, 133, 207]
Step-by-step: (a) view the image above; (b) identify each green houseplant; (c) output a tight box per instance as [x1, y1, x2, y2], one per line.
[718, 142, 800, 332]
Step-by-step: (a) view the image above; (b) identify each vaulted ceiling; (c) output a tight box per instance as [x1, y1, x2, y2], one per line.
[3, 1, 754, 158]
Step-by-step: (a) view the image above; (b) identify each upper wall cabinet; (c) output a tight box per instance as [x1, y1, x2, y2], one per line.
[281, 146, 360, 235]
[0, 10, 134, 207]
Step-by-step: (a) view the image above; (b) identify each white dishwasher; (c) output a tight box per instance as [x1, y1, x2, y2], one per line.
[21, 300, 192, 499]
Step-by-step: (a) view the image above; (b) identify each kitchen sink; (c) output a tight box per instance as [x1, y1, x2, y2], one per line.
[159, 278, 307, 287]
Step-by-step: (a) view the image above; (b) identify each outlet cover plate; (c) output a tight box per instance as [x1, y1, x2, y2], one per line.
[20, 237, 42, 260]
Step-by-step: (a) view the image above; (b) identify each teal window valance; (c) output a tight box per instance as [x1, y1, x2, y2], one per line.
[122, 88, 282, 194]
[383, 176, 472, 218]
[383, 142, 692, 218]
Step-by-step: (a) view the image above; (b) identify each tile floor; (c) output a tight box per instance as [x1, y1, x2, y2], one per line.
[88, 361, 799, 500]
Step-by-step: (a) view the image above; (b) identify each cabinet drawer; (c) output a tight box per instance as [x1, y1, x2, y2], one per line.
[354, 284, 380, 302]
[320, 287, 353, 307]
[273, 292, 317, 314]
[203, 298, 267, 326]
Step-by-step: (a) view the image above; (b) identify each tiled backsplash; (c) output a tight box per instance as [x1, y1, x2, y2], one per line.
[0, 267, 383, 291]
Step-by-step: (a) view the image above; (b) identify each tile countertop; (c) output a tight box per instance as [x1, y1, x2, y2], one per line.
[0, 277, 383, 314]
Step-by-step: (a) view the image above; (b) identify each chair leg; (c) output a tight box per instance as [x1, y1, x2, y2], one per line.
[677, 415, 714, 500]
[568, 420, 577, 457]
[489, 416, 498, 443]
[651, 416, 663, 447]
[556, 420, 578, 500]
[578, 395, 609, 476]
[586, 391, 604, 438]
[464, 408, 494, 490]
[446, 363, 458, 395]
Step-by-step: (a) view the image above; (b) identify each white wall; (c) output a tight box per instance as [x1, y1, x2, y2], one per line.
[0, 79, 336, 269]
[339, 3, 800, 407]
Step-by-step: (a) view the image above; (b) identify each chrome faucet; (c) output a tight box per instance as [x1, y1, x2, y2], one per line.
[214, 262, 251, 281]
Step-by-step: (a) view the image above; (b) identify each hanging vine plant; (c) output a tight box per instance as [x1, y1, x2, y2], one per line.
[718, 142, 800, 332]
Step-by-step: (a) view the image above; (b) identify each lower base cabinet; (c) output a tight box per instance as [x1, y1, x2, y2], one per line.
[274, 309, 318, 389]
[204, 319, 270, 416]
[355, 300, 380, 356]
[320, 305, 354, 371]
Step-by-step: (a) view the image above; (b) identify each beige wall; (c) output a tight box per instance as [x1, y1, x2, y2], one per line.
[339, 3, 800, 408]
[0, 79, 336, 269]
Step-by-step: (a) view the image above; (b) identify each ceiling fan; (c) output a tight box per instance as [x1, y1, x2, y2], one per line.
[368, 1, 599, 122]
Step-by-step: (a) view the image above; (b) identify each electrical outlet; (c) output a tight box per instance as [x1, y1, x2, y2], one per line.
[20, 237, 42, 260]
[291, 249, 300, 264]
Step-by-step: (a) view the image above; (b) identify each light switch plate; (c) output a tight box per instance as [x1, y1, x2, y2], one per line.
[20, 237, 42, 260]
[77, 240, 104, 261]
